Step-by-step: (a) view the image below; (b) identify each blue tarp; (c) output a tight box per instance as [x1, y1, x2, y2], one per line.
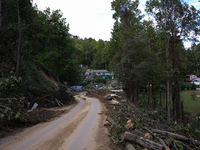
[194, 78, 200, 81]
[105, 73, 111, 76]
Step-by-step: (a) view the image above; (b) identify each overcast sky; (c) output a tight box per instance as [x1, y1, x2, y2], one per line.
[33, 0, 199, 46]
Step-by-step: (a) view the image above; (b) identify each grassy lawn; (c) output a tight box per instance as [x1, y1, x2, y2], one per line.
[180, 90, 200, 115]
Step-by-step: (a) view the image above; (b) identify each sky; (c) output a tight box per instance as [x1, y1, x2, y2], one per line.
[33, 0, 200, 47]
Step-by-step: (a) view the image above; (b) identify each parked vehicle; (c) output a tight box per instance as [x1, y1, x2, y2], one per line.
[186, 74, 199, 82]
[72, 86, 83, 92]
[113, 87, 121, 90]
[191, 79, 200, 87]
[67, 86, 83, 92]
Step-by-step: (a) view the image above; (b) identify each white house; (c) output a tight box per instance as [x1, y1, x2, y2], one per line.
[85, 69, 109, 76]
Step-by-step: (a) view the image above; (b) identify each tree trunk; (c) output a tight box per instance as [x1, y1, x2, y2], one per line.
[152, 129, 200, 146]
[106, 117, 117, 125]
[152, 79, 156, 109]
[172, 38, 181, 121]
[165, 30, 170, 122]
[147, 80, 151, 108]
[134, 80, 138, 107]
[0, 0, 2, 31]
[123, 132, 163, 150]
[16, 0, 22, 78]
[160, 90, 162, 106]
[16, 18, 22, 78]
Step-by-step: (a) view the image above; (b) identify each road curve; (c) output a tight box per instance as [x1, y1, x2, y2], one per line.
[0, 93, 102, 150]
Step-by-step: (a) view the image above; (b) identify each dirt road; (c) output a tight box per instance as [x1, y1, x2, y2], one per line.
[0, 93, 108, 150]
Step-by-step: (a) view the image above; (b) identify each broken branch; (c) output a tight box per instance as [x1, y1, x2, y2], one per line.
[152, 129, 200, 146]
[142, 127, 169, 149]
[0, 98, 17, 100]
[55, 98, 64, 106]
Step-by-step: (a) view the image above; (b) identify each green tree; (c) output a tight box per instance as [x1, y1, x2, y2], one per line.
[93, 39, 105, 69]
[141, 20, 166, 108]
[31, 8, 79, 83]
[0, 0, 2, 31]
[111, 0, 144, 107]
[146, 0, 200, 121]
[102, 41, 111, 69]
[81, 38, 94, 67]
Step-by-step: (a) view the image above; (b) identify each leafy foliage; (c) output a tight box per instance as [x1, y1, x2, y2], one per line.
[0, 1, 78, 134]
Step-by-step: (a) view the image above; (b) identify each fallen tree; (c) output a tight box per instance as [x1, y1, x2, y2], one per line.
[152, 129, 200, 147]
[123, 132, 163, 150]
[106, 115, 200, 149]
[86, 89, 200, 150]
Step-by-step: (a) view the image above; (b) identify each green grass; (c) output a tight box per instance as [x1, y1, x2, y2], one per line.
[180, 90, 200, 115]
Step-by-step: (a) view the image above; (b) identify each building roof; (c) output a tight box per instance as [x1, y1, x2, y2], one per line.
[186, 74, 195, 76]
[86, 70, 109, 73]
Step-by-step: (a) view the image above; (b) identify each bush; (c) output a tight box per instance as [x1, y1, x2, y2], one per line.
[191, 91, 197, 101]
[191, 83, 196, 90]
[180, 82, 196, 91]
[180, 82, 186, 90]
[186, 83, 191, 90]
[93, 75, 105, 84]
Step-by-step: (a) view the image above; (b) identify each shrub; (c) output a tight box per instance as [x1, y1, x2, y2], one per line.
[191, 91, 197, 101]
[180, 82, 186, 90]
[191, 83, 196, 90]
[186, 83, 191, 90]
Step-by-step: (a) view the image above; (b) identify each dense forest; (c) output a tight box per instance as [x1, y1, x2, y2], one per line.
[0, 0, 200, 132]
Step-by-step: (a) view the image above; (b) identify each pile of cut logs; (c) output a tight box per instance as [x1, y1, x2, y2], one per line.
[104, 94, 200, 150]
[106, 116, 200, 150]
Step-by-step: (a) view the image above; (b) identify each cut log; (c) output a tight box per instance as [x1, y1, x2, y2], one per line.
[123, 132, 163, 150]
[121, 99, 127, 102]
[110, 94, 121, 98]
[134, 129, 145, 137]
[125, 119, 135, 130]
[152, 129, 200, 146]
[106, 116, 117, 125]
[144, 133, 152, 140]
[0, 98, 17, 100]
[110, 99, 120, 105]
[126, 142, 136, 150]
[105, 94, 122, 100]
[142, 127, 169, 149]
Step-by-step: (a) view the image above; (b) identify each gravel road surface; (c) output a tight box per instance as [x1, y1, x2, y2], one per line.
[0, 93, 103, 150]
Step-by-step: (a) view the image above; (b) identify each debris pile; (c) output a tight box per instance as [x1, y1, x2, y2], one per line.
[106, 99, 200, 150]
[104, 94, 126, 105]
[84, 89, 200, 150]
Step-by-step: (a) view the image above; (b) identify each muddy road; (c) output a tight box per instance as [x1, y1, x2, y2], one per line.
[0, 93, 111, 150]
